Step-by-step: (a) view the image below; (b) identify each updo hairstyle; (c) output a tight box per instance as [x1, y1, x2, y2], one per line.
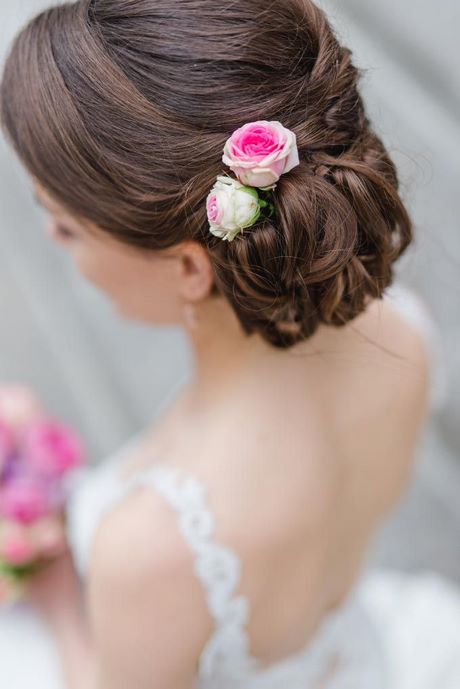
[0, 0, 412, 348]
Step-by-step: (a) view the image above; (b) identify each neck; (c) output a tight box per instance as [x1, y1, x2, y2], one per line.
[183, 296, 281, 410]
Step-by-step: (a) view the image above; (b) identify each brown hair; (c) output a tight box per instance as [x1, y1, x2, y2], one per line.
[0, 0, 412, 349]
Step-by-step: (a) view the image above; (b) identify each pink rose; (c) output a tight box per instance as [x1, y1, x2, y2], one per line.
[22, 419, 85, 477]
[222, 120, 300, 189]
[0, 521, 37, 565]
[0, 478, 52, 524]
[0, 385, 43, 430]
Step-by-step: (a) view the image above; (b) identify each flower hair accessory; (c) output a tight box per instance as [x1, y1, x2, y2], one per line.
[207, 120, 300, 241]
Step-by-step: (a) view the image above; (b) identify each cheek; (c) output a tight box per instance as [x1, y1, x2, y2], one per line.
[73, 246, 113, 292]
[73, 246, 181, 323]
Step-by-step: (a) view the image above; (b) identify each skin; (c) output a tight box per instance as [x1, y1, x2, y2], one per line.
[27, 180, 431, 689]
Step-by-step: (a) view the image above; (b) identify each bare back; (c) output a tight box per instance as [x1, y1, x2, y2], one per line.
[93, 294, 431, 670]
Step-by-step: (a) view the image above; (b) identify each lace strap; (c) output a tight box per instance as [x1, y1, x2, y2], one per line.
[125, 464, 256, 679]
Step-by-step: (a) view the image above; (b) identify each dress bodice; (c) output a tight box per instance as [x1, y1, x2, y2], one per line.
[65, 283, 445, 689]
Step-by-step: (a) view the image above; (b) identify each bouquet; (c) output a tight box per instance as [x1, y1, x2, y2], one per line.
[0, 385, 86, 606]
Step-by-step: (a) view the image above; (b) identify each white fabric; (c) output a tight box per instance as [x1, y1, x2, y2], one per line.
[0, 602, 65, 689]
[1, 282, 459, 688]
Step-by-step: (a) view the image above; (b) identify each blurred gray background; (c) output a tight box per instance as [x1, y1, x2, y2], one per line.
[0, 2, 459, 581]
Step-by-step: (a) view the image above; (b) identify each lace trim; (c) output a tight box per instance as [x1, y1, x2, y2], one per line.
[125, 465, 256, 679]
[110, 464, 387, 686]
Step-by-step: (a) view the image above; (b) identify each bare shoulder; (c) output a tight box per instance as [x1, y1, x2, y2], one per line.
[351, 293, 432, 404]
[86, 486, 214, 688]
[89, 485, 184, 575]
[347, 295, 433, 475]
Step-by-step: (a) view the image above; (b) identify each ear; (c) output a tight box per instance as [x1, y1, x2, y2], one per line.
[174, 240, 215, 303]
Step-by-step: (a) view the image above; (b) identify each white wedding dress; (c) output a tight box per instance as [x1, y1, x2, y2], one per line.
[1, 283, 459, 689]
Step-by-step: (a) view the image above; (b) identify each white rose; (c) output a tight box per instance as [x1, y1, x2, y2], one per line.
[206, 175, 262, 241]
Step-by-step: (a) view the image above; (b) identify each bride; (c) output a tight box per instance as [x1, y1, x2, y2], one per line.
[1, 1, 459, 688]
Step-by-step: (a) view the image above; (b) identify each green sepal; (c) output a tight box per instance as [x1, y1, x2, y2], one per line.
[0, 558, 47, 582]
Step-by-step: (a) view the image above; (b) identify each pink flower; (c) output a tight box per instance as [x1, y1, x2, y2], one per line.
[0, 521, 37, 565]
[0, 478, 52, 524]
[22, 419, 85, 477]
[0, 385, 43, 430]
[222, 120, 300, 189]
